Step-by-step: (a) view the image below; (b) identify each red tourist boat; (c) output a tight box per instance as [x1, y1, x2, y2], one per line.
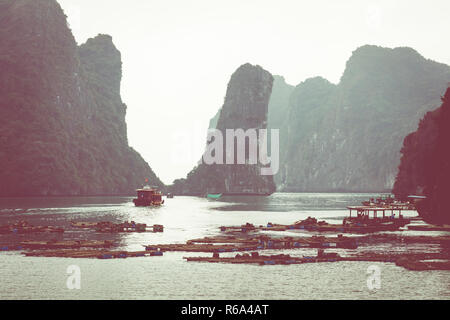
[133, 186, 164, 207]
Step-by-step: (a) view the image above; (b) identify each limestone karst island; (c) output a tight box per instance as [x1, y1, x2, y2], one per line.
[0, 0, 449, 305]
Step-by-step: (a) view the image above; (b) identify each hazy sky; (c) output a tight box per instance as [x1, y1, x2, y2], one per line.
[57, 0, 450, 184]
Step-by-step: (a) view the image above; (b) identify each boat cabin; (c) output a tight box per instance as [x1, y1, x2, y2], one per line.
[346, 206, 405, 221]
[133, 186, 164, 207]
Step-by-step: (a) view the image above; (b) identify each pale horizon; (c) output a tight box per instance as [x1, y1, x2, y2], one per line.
[57, 0, 450, 184]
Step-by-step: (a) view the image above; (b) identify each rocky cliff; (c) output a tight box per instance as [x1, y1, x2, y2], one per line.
[393, 87, 450, 224]
[0, 0, 163, 196]
[271, 45, 450, 192]
[170, 64, 276, 195]
[267, 76, 295, 186]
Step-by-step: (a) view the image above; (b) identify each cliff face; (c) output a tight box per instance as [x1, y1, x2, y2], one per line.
[279, 77, 337, 190]
[393, 88, 450, 224]
[267, 76, 295, 186]
[0, 0, 162, 196]
[171, 64, 276, 195]
[392, 108, 442, 199]
[273, 45, 450, 192]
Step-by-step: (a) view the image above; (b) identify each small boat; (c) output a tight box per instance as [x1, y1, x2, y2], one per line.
[133, 186, 165, 207]
[206, 193, 222, 200]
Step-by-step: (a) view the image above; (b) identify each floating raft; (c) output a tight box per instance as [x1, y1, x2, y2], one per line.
[70, 221, 99, 229]
[70, 221, 164, 233]
[220, 214, 412, 234]
[23, 249, 164, 259]
[0, 244, 25, 251]
[395, 257, 450, 271]
[145, 233, 450, 254]
[185, 251, 450, 270]
[184, 253, 341, 265]
[347, 252, 450, 266]
[219, 223, 260, 233]
[145, 243, 259, 253]
[218, 219, 333, 233]
[187, 236, 259, 244]
[407, 225, 450, 232]
[147, 234, 358, 252]
[355, 234, 450, 245]
[0, 221, 64, 234]
[221, 221, 407, 234]
[188, 235, 358, 249]
[19, 240, 114, 250]
[300, 222, 407, 233]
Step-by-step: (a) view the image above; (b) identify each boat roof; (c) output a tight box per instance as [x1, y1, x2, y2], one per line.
[136, 185, 160, 191]
[347, 206, 404, 211]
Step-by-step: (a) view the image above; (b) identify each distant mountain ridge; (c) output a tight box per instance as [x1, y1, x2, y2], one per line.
[2, 1, 449, 196]
[0, 0, 163, 196]
[267, 45, 450, 192]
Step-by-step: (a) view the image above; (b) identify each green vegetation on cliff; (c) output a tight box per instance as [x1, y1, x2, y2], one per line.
[0, 0, 162, 196]
[393, 87, 450, 224]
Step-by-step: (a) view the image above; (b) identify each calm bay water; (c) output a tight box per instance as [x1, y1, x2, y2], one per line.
[0, 193, 449, 300]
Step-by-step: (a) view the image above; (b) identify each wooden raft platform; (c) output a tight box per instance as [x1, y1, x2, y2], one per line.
[220, 214, 412, 234]
[184, 253, 340, 265]
[71, 221, 164, 233]
[19, 240, 114, 250]
[187, 236, 259, 244]
[221, 222, 407, 234]
[0, 221, 64, 234]
[184, 251, 450, 270]
[1, 244, 26, 251]
[23, 249, 164, 259]
[145, 243, 260, 253]
[187, 234, 358, 249]
[407, 224, 450, 232]
[188, 234, 450, 247]
[355, 234, 450, 245]
[395, 257, 450, 271]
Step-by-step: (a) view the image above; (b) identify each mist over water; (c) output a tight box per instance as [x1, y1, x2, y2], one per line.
[0, 193, 449, 300]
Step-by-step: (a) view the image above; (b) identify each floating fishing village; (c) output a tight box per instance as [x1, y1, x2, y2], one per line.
[1, 0, 450, 303]
[1, 192, 449, 273]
